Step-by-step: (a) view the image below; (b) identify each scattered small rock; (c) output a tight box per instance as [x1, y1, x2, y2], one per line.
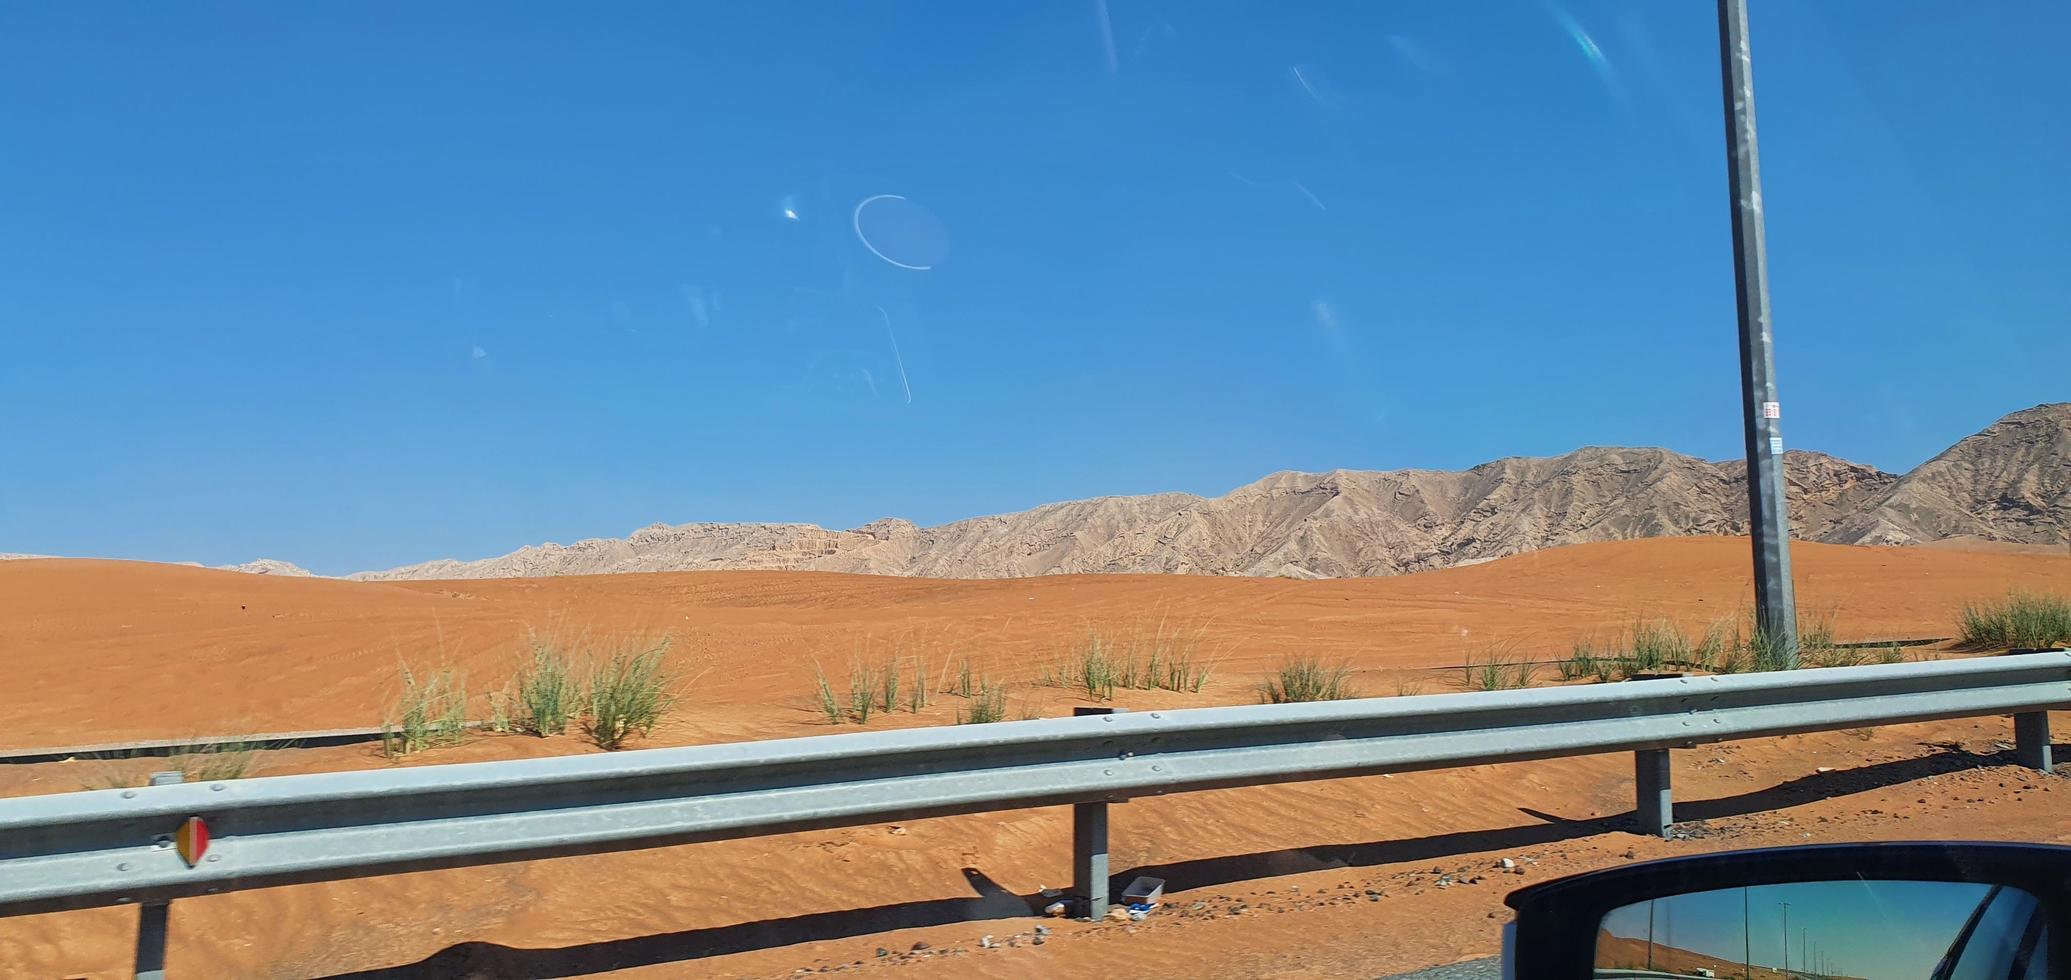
[911, 941, 931, 952]
[1033, 935, 1046, 946]
[875, 948, 888, 958]
[1035, 925, 1051, 937]
[980, 935, 995, 949]
[1499, 858, 1517, 870]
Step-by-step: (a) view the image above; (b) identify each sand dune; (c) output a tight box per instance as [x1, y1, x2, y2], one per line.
[5, 536, 2068, 748]
[1, 537, 2067, 977]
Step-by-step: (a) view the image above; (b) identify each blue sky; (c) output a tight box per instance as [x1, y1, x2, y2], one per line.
[1600, 879, 2001, 977]
[2, 2, 2065, 575]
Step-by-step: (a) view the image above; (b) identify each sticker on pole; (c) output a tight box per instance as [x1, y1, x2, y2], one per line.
[1762, 401, 1780, 419]
[175, 816, 210, 867]
[1769, 435, 1785, 455]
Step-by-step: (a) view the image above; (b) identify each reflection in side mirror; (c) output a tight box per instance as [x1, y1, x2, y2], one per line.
[1595, 879, 2053, 980]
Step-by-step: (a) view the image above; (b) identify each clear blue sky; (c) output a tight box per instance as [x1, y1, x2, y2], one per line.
[1601, 879, 2008, 978]
[3, 2, 2065, 575]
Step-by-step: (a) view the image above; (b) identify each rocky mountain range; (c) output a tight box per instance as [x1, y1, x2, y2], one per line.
[339, 403, 2067, 582]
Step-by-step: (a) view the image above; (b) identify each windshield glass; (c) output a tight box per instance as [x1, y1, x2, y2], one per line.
[2, 3, 2066, 977]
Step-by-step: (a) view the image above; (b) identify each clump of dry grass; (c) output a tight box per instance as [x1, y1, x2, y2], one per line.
[1260, 656, 1355, 703]
[956, 679, 1010, 725]
[382, 665, 469, 758]
[1959, 592, 2071, 650]
[1040, 619, 1218, 701]
[512, 637, 578, 736]
[583, 639, 679, 750]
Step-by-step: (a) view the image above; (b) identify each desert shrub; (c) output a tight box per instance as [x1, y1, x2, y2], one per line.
[952, 656, 977, 699]
[583, 640, 677, 750]
[908, 658, 930, 713]
[957, 679, 1009, 725]
[1557, 638, 1602, 682]
[1260, 656, 1355, 703]
[1076, 636, 1118, 701]
[1789, 608, 1844, 668]
[1718, 607, 1828, 672]
[1393, 675, 1426, 697]
[382, 665, 469, 758]
[1118, 618, 1216, 693]
[1804, 645, 1869, 669]
[1626, 619, 1688, 673]
[1464, 652, 1534, 691]
[1877, 645, 1906, 665]
[879, 659, 901, 714]
[1691, 622, 1728, 672]
[812, 663, 843, 724]
[487, 685, 514, 733]
[513, 638, 578, 736]
[1059, 624, 1214, 698]
[847, 661, 879, 724]
[175, 738, 261, 782]
[1959, 592, 2071, 650]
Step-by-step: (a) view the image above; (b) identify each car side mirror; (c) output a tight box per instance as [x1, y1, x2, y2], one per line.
[1503, 842, 2071, 979]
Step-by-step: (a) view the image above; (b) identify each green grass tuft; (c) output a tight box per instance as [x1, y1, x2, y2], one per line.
[382, 665, 469, 758]
[879, 658, 901, 714]
[175, 738, 261, 782]
[1260, 656, 1355, 703]
[908, 658, 930, 713]
[812, 662, 843, 724]
[1463, 649, 1535, 691]
[582, 639, 678, 750]
[956, 679, 1010, 725]
[847, 661, 878, 724]
[513, 637, 579, 736]
[1958, 592, 2071, 650]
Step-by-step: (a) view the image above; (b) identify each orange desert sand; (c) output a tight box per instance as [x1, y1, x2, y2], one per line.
[2, 536, 2068, 978]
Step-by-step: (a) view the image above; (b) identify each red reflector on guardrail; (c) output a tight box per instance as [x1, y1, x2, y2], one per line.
[175, 817, 208, 867]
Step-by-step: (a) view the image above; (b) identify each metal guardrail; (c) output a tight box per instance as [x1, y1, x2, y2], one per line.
[1, 652, 2064, 975]
[0, 725, 467, 766]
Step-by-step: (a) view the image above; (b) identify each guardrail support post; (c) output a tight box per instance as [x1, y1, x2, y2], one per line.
[1072, 706, 1126, 920]
[1635, 749, 1672, 839]
[135, 770, 183, 980]
[1073, 800, 1110, 920]
[2014, 712, 2053, 773]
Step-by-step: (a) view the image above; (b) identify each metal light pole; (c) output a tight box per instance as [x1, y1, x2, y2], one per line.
[1718, 0, 1799, 666]
[1779, 901, 1791, 976]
